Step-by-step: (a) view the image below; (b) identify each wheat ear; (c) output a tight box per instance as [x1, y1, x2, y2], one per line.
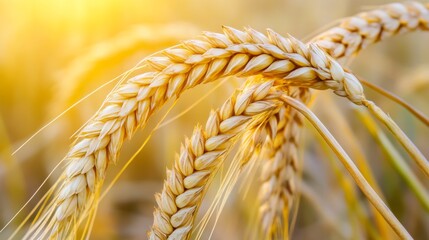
[314, 2, 429, 58]
[149, 81, 282, 239]
[147, 34, 389, 238]
[26, 26, 368, 239]
[256, 2, 429, 237]
[257, 87, 310, 239]
[150, 73, 412, 239]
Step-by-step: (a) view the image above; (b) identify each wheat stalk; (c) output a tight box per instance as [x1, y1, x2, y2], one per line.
[279, 94, 412, 240]
[362, 99, 429, 176]
[149, 74, 414, 239]
[147, 17, 429, 236]
[24, 25, 372, 239]
[255, 2, 429, 238]
[19, 2, 429, 239]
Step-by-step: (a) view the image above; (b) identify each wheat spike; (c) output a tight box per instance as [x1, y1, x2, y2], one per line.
[249, 2, 429, 239]
[22, 2, 429, 239]
[314, 2, 429, 58]
[257, 87, 310, 239]
[255, 2, 429, 238]
[26, 26, 368, 239]
[146, 32, 384, 238]
[149, 80, 283, 240]
[149, 74, 414, 239]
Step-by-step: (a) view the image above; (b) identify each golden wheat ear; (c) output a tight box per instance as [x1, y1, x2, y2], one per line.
[23, 25, 382, 239]
[252, 87, 310, 240]
[252, 2, 429, 238]
[312, 2, 429, 59]
[280, 95, 412, 240]
[149, 81, 282, 239]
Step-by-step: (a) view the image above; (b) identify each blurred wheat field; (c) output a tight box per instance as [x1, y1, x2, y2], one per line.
[0, 0, 428, 239]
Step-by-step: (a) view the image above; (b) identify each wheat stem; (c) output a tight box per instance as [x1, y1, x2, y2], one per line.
[25, 25, 367, 239]
[362, 100, 429, 177]
[320, 94, 392, 238]
[281, 95, 412, 240]
[359, 78, 429, 127]
[18, 2, 429, 239]
[257, 2, 429, 236]
[358, 110, 429, 211]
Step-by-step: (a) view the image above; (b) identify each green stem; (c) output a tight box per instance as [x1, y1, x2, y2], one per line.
[358, 110, 429, 211]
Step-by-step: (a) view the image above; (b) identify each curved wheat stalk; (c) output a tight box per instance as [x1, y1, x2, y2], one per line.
[279, 95, 412, 240]
[148, 20, 429, 237]
[255, 2, 429, 238]
[17, 2, 429, 239]
[362, 99, 429, 176]
[149, 76, 413, 239]
[22, 26, 369, 239]
[359, 78, 429, 126]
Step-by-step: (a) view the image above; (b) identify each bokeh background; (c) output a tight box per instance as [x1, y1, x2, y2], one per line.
[0, 0, 428, 239]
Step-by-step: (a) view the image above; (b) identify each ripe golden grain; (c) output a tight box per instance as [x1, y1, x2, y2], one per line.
[19, 2, 428, 240]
